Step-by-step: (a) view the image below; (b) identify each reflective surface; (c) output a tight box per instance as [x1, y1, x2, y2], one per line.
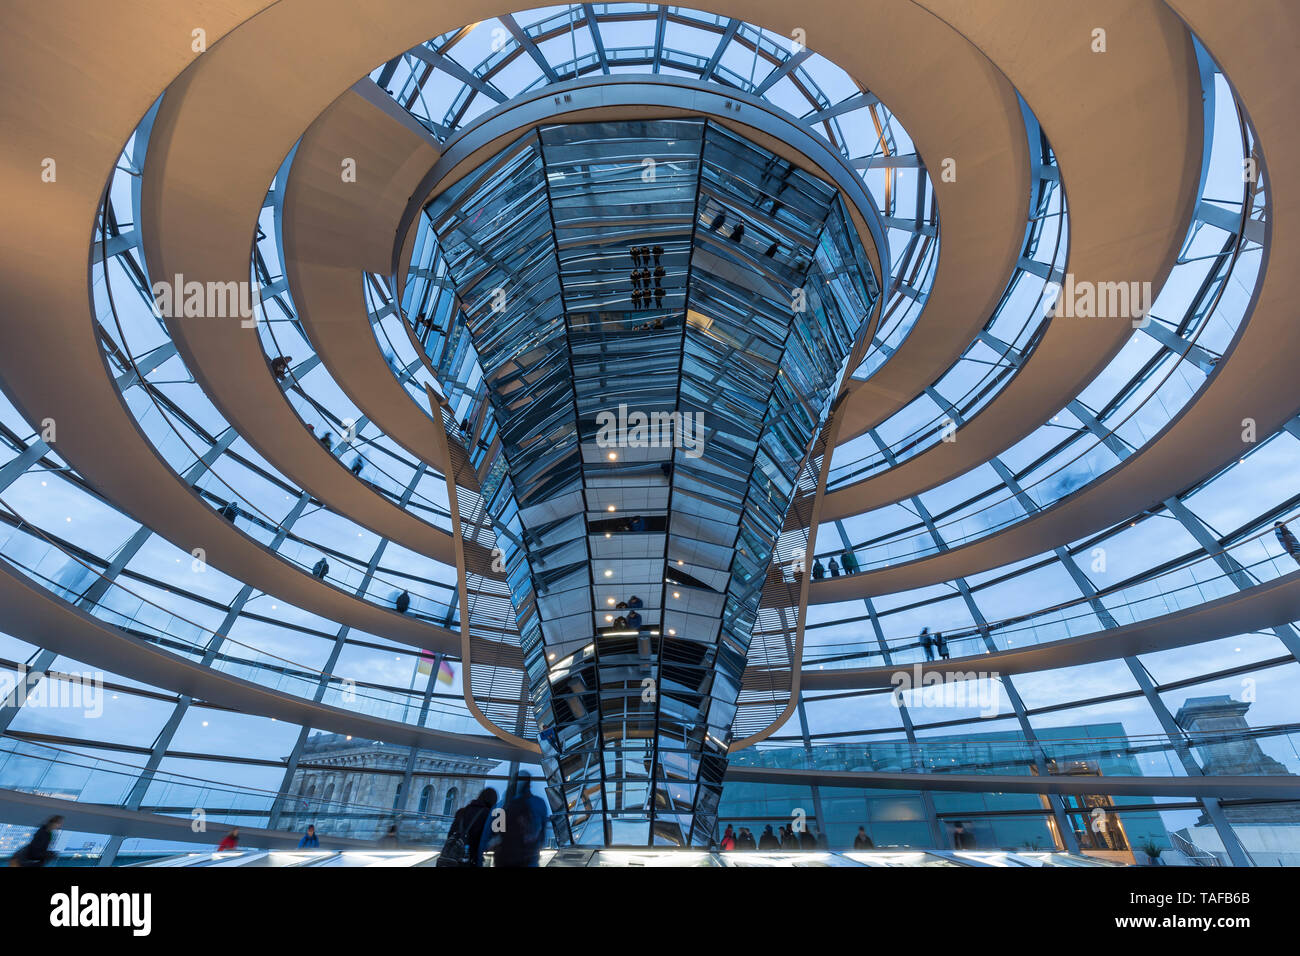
[422, 118, 877, 845]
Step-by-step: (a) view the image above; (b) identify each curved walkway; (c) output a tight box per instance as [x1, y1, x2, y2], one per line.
[730, 765, 1300, 798]
[0, 557, 524, 761]
[0, 2, 474, 655]
[825, 0, 1203, 512]
[284, 80, 455, 478]
[807, 0, 1299, 602]
[793, 566, 1300, 690]
[0, 786, 378, 852]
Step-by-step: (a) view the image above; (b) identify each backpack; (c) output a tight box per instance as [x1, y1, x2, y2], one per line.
[437, 804, 486, 867]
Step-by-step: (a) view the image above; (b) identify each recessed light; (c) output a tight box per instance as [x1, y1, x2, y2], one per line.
[668, 628, 677, 636]
[607, 452, 617, 461]
[605, 615, 613, 622]
[607, 505, 616, 512]
[604, 569, 613, 578]
[673, 591, 680, 599]
[607, 597, 616, 605]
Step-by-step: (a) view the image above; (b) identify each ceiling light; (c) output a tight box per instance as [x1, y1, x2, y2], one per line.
[673, 591, 681, 599]
[604, 569, 614, 577]
[607, 505, 616, 512]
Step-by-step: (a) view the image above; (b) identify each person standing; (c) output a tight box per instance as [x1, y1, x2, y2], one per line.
[841, 549, 860, 574]
[935, 632, 950, 660]
[720, 824, 736, 851]
[952, 821, 975, 850]
[217, 827, 240, 852]
[438, 787, 498, 867]
[758, 825, 780, 850]
[828, 557, 840, 577]
[483, 772, 548, 867]
[1276, 520, 1300, 566]
[919, 627, 935, 661]
[853, 826, 874, 849]
[297, 824, 319, 848]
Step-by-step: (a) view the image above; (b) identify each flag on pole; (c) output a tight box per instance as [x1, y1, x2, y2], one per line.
[417, 649, 436, 676]
[437, 659, 456, 685]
